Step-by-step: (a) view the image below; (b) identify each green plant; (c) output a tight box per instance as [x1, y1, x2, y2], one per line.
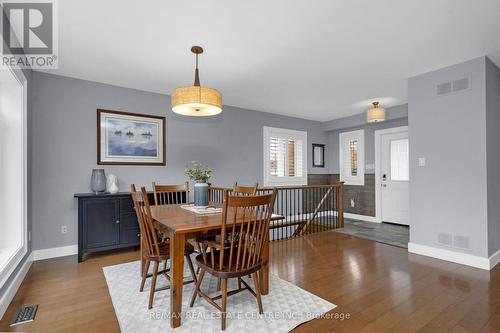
[185, 160, 212, 182]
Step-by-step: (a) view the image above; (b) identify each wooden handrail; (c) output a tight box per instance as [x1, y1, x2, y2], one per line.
[209, 182, 344, 191]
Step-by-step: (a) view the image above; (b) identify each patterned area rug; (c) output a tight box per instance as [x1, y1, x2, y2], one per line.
[103, 260, 336, 333]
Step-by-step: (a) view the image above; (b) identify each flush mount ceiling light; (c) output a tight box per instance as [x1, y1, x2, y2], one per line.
[171, 46, 222, 116]
[367, 101, 386, 123]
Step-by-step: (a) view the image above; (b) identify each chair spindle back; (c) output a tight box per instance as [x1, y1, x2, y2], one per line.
[218, 189, 277, 272]
[131, 185, 160, 256]
[152, 182, 189, 205]
[232, 182, 258, 196]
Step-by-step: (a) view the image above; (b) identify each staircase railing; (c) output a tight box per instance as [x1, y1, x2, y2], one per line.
[208, 182, 344, 241]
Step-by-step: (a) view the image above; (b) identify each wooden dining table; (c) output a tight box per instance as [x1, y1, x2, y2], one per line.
[148, 204, 284, 328]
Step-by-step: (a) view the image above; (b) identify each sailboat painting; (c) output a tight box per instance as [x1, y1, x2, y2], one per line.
[98, 109, 166, 165]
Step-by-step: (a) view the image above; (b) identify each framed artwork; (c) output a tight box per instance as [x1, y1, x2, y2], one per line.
[97, 109, 166, 165]
[312, 143, 325, 168]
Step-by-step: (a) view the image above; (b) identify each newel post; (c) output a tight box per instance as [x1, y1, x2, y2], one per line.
[336, 182, 344, 228]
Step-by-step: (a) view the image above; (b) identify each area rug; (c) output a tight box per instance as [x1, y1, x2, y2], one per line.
[103, 260, 336, 333]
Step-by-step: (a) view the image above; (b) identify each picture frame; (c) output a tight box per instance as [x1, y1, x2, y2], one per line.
[312, 143, 325, 168]
[97, 109, 166, 165]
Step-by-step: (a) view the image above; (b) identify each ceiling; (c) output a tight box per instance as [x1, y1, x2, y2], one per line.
[39, 0, 500, 121]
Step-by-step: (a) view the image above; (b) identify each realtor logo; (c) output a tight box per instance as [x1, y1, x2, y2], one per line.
[1, 0, 58, 68]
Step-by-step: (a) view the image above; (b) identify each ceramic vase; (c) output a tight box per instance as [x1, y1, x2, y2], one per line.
[106, 174, 119, 194]
[194, 181, 209, 208]
[91, 169, 106, 194]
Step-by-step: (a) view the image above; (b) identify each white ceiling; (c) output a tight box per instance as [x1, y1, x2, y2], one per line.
[39, 0, 500, 121]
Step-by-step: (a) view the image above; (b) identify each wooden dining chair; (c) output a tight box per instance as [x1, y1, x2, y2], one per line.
[152, 181, 189, 205]
[131, 184, 197, 309]
[232, 182, 258, 195]
[201, 182, 259, 287]
[190, 189, 277, 330]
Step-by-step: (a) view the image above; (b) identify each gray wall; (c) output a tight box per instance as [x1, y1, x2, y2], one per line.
[408, 57, 489, 258]
[327, 112, 408, 174]
[321, 105, 408, 218]
[31, 72, 328, 251]
[486, 57, 500, 256]
[321, 104, 408, 132]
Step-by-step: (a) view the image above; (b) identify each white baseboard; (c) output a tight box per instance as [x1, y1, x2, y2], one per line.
[344, 212, 380, 223]
[488, 249, 500, 270]
[408, 242, 492, 270]
[33, 244, 78, 261]
[0, 252, 33, 320]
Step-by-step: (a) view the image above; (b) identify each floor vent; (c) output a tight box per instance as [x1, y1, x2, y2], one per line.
[10, 304, 38, 326]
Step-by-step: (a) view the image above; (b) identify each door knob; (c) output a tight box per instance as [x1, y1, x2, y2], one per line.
[381, 184, 387, 187]
[115, 220, 120, 224]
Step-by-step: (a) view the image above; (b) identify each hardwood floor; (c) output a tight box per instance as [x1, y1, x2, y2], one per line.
[1, 231, 500, 332]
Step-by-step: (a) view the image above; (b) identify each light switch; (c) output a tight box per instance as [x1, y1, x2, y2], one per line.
[418, 157, 426, 167]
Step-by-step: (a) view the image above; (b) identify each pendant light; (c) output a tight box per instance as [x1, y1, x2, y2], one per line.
[367, 101, 386, 123]
[171, 46, 222, 116]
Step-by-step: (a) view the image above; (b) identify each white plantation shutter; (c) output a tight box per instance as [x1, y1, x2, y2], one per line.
[339, 130, 364, 185]
[295, 139, 303, 177]
[264, 127, 307, 186]
[269, 136, 286, 176]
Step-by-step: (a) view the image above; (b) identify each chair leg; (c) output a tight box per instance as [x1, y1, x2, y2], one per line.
[140, 259, 151, 292]
[190, 268, 205, 307]
[217, 278, 221, 291]
[148, 261, 159, 309]
[238, 278, 242, 290]
[185, 254, 197, 283]
[252, 273, 263, 314]
[221, 278, 228, 330]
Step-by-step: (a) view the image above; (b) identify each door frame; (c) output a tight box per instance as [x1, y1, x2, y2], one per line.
[374, 126, 409, 223]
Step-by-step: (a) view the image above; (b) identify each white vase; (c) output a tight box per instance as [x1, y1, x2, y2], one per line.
[106, 174, 119, 194]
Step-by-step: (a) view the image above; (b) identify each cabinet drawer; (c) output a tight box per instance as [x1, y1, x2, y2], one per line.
[121, 229, 140, 245]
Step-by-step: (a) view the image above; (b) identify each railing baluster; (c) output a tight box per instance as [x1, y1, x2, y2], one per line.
[208, 183, 343, 241]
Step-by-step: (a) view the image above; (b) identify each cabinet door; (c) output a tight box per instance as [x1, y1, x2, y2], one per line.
[82, 199, 120, 248]
[119, 197, 140, 245]
[120, 212, 140, 245]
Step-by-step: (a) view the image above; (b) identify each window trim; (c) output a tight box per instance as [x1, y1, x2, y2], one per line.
[339, 129, 365, 186]
[0, 65, 28, 290]
[263, 126, 307, 187]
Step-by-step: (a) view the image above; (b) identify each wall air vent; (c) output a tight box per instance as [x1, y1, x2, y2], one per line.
[436, 82, 452, 96]
[436, 77, 470, 96]
[452, 77, 470, 92]
[453, 235, 471, 250]
[437, 232, 453, 246]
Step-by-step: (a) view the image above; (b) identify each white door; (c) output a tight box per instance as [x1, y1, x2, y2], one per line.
[380, 130, 409, 225]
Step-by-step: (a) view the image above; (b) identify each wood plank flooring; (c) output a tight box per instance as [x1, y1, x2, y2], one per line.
[1, 231, 499, 332]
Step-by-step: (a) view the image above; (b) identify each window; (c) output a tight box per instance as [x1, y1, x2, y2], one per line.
[339, 129, 364, 185]
[390, 138, 409, 181]
[264, 126, 307, 186]
[0, 67, 28, 289]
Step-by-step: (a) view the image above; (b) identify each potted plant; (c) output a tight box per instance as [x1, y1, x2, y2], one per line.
[185, 160, 213, 208]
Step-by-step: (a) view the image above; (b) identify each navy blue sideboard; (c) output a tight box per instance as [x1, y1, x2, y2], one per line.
[74, 192, 152, 262]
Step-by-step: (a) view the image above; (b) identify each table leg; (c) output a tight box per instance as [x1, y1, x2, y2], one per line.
[169, 232, 185, 328]
[260, 237, 269, 295]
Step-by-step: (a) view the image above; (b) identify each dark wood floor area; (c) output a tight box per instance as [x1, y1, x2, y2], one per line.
[1, 231, 500, 332]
